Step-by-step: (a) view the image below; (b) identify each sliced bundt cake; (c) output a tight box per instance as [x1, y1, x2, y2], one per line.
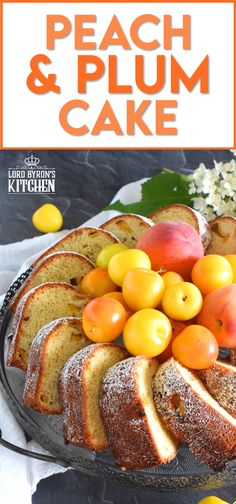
[8, 282, 90, 371]
[100, 356, 178, 470]
[32, 227, 119, 267]
[100, 214, 153, 248]
[206, 216, 236, 254]
[11, 252, 94, 313]
[198, 360, 236, 418]
[59, 343, 128, 451]
[148, 204, 211, 251]
[23, 318, 90, 414]
[153, 358, 236, 470]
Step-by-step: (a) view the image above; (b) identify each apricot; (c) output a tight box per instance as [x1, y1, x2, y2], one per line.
[158, 319, 189, 363]
[172, 324, 219, 369]
[197, 284, 236, 348]
[137, 221, 204, 280]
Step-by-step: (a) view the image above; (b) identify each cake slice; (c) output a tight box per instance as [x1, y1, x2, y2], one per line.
[59, 343, 128, 451]
[100, 356, 178, 470]
[32, 227, 119, 268]
[10, 252, 94, 313]
[198, 360, 236, 418]
[23, 318, 90, 414]
[100, 214, 153, 248]
[149, 204, 211, 251]
[152, 357, 236, 470]
[206, 216, 236, 254]
[8, 282, 90, 371]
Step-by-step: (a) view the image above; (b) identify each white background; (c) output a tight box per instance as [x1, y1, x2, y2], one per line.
[2, 2, 234, 148]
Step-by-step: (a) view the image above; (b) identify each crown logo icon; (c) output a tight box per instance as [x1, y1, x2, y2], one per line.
[24, 155, 40, 168]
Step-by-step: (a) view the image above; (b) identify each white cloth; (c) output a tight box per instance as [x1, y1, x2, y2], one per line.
[0, 179, 144, 503]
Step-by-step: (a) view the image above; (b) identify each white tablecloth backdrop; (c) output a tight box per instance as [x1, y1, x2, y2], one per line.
[0, 179, 144, 503]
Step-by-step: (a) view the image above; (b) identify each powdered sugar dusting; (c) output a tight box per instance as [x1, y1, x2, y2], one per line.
[60, 343, 127, 449]
[10, 251, 95, 311]
[27, 317, 83, 354]
[153, 358, 236, 470]
[199, 360, 236, 418]
[60, 344, 97, 396]
[100, 356, 176, 470]
[35, 251, 95, 267]
[8, 282, 90, 369]
[23, 317, 88, 412]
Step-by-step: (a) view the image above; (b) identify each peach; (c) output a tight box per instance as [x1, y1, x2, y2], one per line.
[136, 221, 204, 280]
[197, 284, 236, 348]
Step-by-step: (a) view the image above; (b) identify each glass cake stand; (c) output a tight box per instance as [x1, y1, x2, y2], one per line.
[1, 270, 236, 493]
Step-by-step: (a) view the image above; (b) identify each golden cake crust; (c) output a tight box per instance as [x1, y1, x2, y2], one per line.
[32, 227, 119, 267]
[152, 358, 236, 470]
[23, 317, 90, 414]
[100, 356, 178, 470]
[60, 344, 98, 449]
[10, 251, 94, 313]
[8, 282, 90, 371]
[100, 213, 153, 248]
[198, 360, 236, 418]
[59, 343, 128, 451]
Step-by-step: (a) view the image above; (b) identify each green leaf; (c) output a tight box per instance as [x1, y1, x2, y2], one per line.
[104, 171, 193, 216]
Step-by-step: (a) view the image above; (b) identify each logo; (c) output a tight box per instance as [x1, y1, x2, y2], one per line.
[8, 155, 56, 194]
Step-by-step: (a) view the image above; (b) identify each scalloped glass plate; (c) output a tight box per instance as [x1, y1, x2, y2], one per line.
[1, 269, 236, 493]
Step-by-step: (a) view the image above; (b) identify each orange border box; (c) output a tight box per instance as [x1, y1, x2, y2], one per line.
[0, 0, 235, 150]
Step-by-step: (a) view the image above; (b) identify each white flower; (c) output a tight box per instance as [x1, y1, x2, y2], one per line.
[221, 200, 236, 215]
[188, 159, 236, 220]
[188, 182, 196, 195]
[192, 197, 208, 213]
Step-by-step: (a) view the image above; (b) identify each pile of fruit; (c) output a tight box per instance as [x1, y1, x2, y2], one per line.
[77, 221, 236, 370]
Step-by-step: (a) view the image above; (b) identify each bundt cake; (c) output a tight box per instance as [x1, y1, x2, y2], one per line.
[10, 251, 94, 312]
[100, 214, 153, 248]
[152, 357, 236, 470]
[148, 204, 211, 251]
[59, 343, 128, 451]
[23, 318, 90, 414]
[206, 216, 236, 255]
[100, 356, 178, 470]
[32, 227, 119, 267]
[198, 360, 236, 418]
[8, 282, 90, 371]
